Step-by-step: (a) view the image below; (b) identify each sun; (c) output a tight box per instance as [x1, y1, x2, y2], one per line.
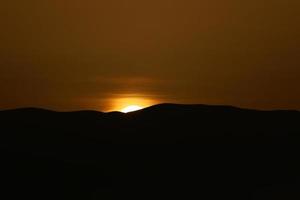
[107, 95, 158, 112]
[121, 105, 143, 113]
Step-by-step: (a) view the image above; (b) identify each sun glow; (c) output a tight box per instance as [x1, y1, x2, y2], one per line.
[108, 95, 158, 112]
[121, 105, 143, 113]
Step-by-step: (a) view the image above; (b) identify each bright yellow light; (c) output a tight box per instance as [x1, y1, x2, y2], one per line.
[121, 105, 143, 113]
[107, 95, 158, 112]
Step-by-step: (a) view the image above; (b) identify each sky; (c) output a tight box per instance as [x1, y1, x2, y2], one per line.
[1, 0, 300, 111]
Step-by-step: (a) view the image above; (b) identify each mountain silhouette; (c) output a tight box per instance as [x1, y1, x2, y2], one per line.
[0, 104, 299, 200]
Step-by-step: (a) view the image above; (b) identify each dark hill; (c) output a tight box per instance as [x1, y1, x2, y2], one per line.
[0, 104, 299, 200]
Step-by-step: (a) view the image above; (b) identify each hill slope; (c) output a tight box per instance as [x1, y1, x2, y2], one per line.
[0, 104, 299, 200]
[1, 103, 299, 143]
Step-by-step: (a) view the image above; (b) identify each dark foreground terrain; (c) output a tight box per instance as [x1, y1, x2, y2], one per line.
[0, 103, 299, 199]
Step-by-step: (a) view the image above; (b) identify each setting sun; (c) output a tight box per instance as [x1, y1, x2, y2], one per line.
[121, 105, 143, 113]
[107, 95, 159, 112]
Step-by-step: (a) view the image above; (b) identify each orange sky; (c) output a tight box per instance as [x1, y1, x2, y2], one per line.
[1, 0, 300, 111]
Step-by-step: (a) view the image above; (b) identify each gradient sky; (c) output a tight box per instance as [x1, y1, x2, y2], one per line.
[1, 0, 299, 111]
